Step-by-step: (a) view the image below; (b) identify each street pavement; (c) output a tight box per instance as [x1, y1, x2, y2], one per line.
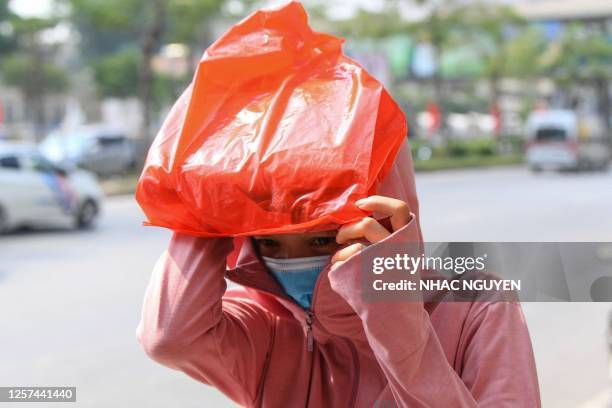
[417, 166, 612, 408]
[1, 165, 611, 407]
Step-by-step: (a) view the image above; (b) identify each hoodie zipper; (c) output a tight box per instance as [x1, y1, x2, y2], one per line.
[228, 265, 323, 352]
[305, 262, 329, 353]
[305, 310, 315, 352]
[308, 266, 360, 407]
[228, 263, 360, 406]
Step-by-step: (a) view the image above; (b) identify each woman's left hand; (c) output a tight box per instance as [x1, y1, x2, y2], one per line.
[331, 195, 412, 269]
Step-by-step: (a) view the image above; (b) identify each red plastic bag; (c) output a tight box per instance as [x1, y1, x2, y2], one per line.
[135, 1, 407, 237]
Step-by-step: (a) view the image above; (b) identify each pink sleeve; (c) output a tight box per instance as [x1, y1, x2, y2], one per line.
[459, 301, 542, 406]
[328, 216, 541, 407]
[136, 232, 275, 406]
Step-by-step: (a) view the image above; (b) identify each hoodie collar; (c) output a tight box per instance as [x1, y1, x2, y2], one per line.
[225, 224, 392, 350]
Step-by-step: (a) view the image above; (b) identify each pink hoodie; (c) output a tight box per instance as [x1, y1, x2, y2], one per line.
[136, 141, 541, 407]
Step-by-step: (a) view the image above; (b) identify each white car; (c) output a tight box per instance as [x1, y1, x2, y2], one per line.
[0, 142, 104, 233]
[526, 110, 610, 172]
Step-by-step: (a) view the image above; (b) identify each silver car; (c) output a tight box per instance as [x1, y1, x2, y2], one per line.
[0, 143, 104, 233]
[40, 125, 136, 178]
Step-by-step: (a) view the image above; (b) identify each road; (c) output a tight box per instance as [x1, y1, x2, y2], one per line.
[417, 166, 612, 408]
[1, 165, 611, 407]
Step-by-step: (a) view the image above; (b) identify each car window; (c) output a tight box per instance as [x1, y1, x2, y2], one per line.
[21, 154, 66, 174]
[97, 135, 127, 147]
[0, 155, 21, 170]
[32, 155, 58, 173]
[535, 127, 567, 142]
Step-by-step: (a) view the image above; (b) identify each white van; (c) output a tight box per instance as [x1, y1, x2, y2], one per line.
[526, 110, 610, 172]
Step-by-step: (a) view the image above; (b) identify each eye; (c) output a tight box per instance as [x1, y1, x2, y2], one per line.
[255, 238, 279, 248]
[311, 237, 335, 247]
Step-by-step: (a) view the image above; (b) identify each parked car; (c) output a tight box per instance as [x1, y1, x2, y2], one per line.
[39, 125, 136, 178]
[0, 142, 103, 233]
[526, 110, 610, 172]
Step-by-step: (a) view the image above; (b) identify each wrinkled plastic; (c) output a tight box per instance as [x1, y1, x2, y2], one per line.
[135, 1, 408, 237]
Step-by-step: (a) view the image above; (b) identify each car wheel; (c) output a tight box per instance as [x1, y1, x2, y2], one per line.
[76, 200, 98, 229]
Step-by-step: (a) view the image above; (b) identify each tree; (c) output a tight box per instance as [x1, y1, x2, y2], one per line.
[67, 0, 224, 143]
[92, 46, 183, 113]
[548, 24, 612, 137]
[166, 0, 223, 78]
[335, 0, 466, 139]
[453, 3, 531, 135]
[413, 8, 455, 138]
[503, 27, 548, 79]
[0, 16, 69, 140]
[92, 48, 140, 98]
[0, 0, 17, 54]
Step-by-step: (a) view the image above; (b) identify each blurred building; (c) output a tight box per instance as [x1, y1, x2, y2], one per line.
[514, 0, 612, 25]
[152, 43, 190, 78]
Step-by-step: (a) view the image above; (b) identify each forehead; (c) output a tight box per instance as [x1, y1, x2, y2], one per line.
[254, 230, 337, 240]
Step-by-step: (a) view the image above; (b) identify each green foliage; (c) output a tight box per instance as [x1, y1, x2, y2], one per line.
[91, 47, 188, 104]
[407, 2, 466, 52]
[0, 0, 16, 54]
[447, 138, 497, 157]
[334, 8, 406, 39]
[410, 138, 445, 158]
[92, 48, 140, 98]
[152, 72, 187, 109]
[413, 153, 523, 172]
[167, 0, 223, 44]
[67, 0, 224, 136]
[545, 24, 612, 84]
[68, 0, 224, 54]
[410, 137, 499, 160]
[0, 0, 9, 17]
[442, 93, 489, 114]
[332, 1, 550, 82]
[504, 27, 548, 78]
[1, 54, 31, 89]
[410, 135, 523, 171]
[11, 16, 61, 35]
[0, 53, 68, 94]
[66, 0, 148, 58]
[68, 0, 144, 30]
[504, 134, 526, 153]
[434, 2, 547, 82]
[44, 63, 70, 92]
[3, 15, 67, 92]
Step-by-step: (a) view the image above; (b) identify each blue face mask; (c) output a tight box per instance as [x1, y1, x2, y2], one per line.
[262, 255, 331, 310]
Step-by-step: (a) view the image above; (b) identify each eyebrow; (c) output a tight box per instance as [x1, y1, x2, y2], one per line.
[253, 231, 337, 240]
[304, 231, 338, 238]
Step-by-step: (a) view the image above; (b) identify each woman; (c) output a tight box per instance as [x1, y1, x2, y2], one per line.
[135, 3, 540, 406]
[136, 143, 540, 407]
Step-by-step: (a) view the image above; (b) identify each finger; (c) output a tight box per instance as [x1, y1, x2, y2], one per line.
[355, 195, 412, 231]
[336, 217, 391, 244]
[329, 259, 346, 273]
[331, 243, 366, 264]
